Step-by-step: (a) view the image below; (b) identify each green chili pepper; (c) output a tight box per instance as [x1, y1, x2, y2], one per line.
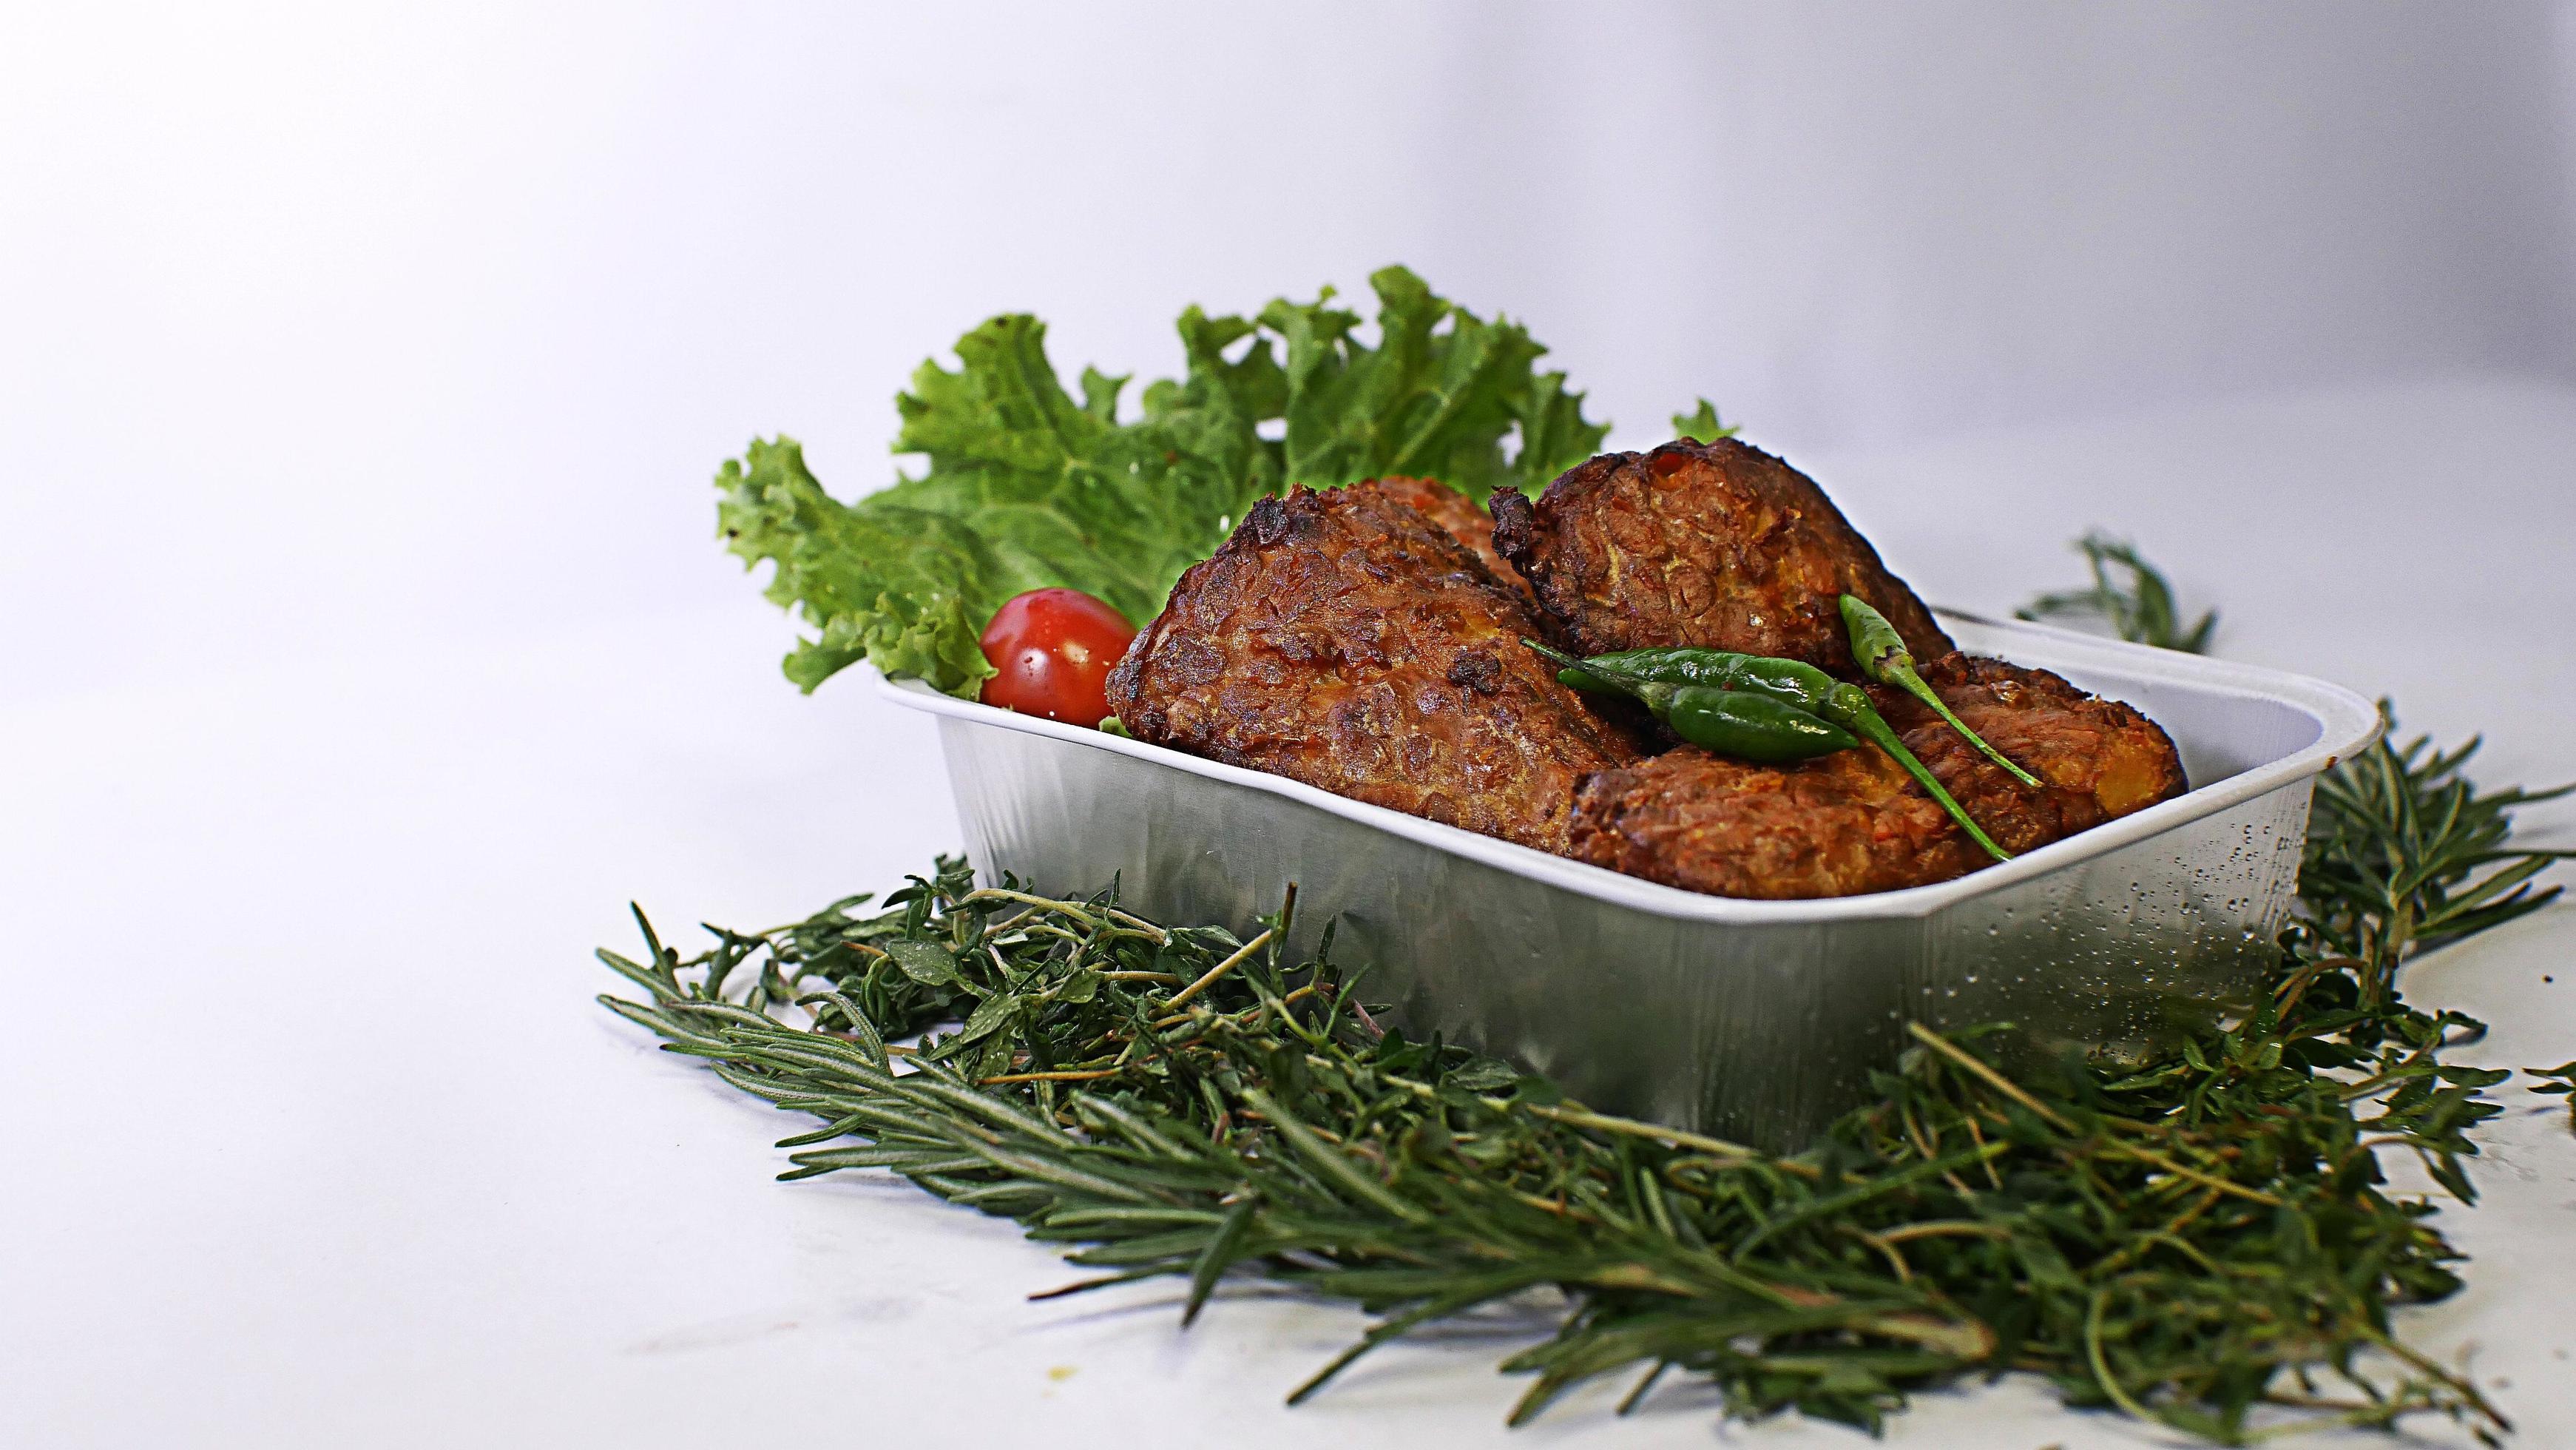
[1839, 594, 2044, 789]
[1525, 642, 1857, 761]
[1559, 647, 1842, 716]
[1666, 687, 1860, 761]
[1529, 638, 2014, 863]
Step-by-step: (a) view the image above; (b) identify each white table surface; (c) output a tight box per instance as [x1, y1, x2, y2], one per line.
[7, 377, 2572, 1448]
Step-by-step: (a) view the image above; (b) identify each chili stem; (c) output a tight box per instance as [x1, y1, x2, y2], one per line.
[1839, 594, 2043, 788]
[1522, 638, 1615, 693]
[1839, 696, 2014, 862]
[1532, 634, 2010, 859]
[1889, 660, 2044, 788]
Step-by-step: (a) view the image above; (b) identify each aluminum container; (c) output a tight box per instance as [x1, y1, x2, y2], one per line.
[883, 612, 2381, 1148]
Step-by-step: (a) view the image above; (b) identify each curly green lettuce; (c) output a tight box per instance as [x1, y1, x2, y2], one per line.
[718, 266, 1610, 695]
[1671, 398, 1739, 445]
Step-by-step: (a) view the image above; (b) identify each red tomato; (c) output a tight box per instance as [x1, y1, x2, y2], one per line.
[978, 588, 1137, 727]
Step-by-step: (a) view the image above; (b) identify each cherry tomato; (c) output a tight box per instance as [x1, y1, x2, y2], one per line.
[978, 587, 1137, 727]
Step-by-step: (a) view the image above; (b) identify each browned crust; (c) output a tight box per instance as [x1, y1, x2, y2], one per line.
[1566, 655, 2185, 899]
[1569, 745, 1977, 900]
[1105, 485, 1646, 854]
[1881, 653, 2189, 829]
[1359, 476, 1526, 601]
[1491, 438, 1952, 678]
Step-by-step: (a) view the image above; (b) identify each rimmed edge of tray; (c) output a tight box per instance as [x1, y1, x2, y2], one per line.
[877, 610, 2383, 925]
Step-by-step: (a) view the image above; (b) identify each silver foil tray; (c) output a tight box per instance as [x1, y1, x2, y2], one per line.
[880, 613, 2381, 1148]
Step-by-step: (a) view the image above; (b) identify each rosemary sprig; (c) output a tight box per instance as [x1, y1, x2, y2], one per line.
[2017, 531, 2217, 652]
[600, 709, 2561, 1445]
[2291, 708, 2575, 1010]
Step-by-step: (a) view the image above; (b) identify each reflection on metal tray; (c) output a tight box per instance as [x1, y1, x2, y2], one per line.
[878, 612, 2382, 1149]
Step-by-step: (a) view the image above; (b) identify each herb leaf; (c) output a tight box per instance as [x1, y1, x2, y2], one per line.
[883, 939, 962, 988]
[1670, 398, 1737, 444]
[2524, 1061, 2575, 1133]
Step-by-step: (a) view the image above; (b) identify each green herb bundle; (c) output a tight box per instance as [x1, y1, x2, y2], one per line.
[599, 701, 2564, 1445]
[717, 268, 1606, 697]
[2018, 531, 2220, 653]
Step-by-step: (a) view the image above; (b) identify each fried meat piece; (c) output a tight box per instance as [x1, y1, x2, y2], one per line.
[1569, 656, 2185, 899]
[1359, 476, 1527, 600]
[1882, 654, 2187, 826]
[1491, 438, 1950, 677]
[1106, 485, 1645, 853]
[1572, 746, 1977, 900]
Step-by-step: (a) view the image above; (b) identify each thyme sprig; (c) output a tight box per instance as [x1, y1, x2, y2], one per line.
[2534, 1062, 2576, 1132]
[601, 712, 2563, 1444]
[2017, 530, 2219, 652]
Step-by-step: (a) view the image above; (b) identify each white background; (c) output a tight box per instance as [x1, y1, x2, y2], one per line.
[5, 5, 2574, 1447]
[8, 1, 2576, 706]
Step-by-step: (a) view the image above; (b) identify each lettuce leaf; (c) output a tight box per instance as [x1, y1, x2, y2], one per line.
[718, 266, 1610, 696]
[1671, 398, 1739, 445]
[716, 439, 999, 692]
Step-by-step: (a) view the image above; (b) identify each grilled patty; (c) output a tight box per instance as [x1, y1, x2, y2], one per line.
[1357, 475, 1528, 603]
[1105, 482, 1646, 853]
[1491, 437, 1951, 678]
[1567, 654, 2185, 899]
